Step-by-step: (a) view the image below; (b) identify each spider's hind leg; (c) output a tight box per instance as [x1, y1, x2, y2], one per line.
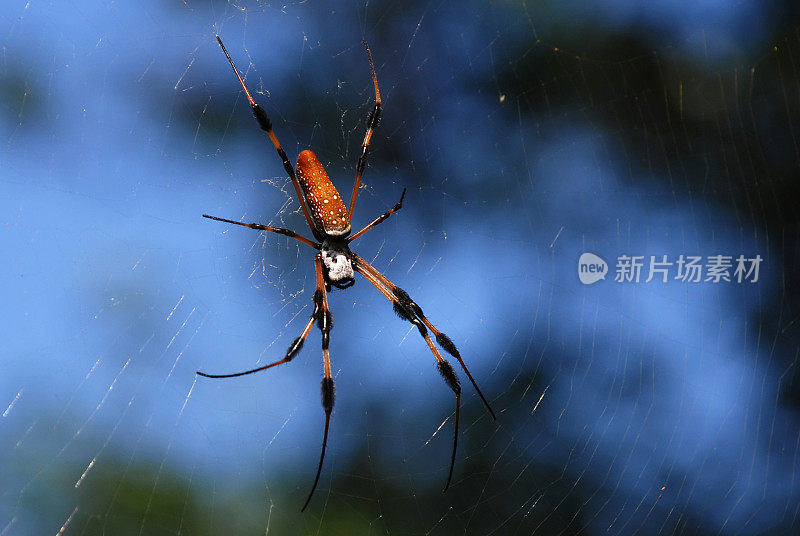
[215, 35, 317, 234]
[347, 188, 406, 242]
[347, 40, 382, 221]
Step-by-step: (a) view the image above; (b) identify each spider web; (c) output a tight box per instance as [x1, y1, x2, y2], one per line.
[2, 0, 800, 534]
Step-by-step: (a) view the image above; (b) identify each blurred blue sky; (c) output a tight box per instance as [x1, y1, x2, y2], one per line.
[1, 0, 798, 534]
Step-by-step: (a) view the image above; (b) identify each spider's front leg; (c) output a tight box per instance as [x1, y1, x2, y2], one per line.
[353, 256, 469, 491]
[353, 253, 496, 421]
[302, 253, 336, 512]
[196, 287, 322, 380]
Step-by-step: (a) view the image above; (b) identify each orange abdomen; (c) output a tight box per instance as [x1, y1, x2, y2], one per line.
[296, 150, 351, 236]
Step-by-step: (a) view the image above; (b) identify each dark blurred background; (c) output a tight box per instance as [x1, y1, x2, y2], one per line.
[2, 0, 800, 534]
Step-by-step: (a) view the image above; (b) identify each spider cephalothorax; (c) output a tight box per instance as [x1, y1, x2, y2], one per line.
[198, 36, 496, 512]
[320, 238, 355, 289]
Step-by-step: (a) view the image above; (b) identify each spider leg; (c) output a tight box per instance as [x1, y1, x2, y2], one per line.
[202, 214, 320, 249]
[302, 253, 335, 512]
[354, 254, 496, 420]
[196, 284, 323, 379]
[347, 40, 382, 221]
[353, 260, 461, 491]
[347, 188, 406, 242]
[216, 36, 317, 234]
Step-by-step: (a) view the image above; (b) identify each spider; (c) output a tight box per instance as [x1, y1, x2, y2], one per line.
[198, 36, 496, 511]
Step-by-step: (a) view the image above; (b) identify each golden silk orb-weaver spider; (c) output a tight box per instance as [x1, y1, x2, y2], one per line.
[198, 36, 497, 511]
